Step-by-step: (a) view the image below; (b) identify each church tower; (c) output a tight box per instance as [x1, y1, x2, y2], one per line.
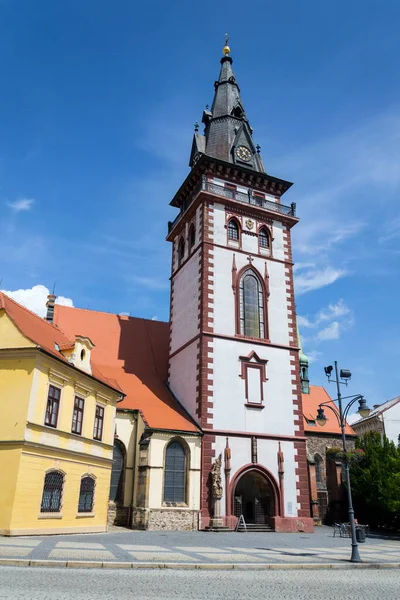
[167, 43, 313, 532]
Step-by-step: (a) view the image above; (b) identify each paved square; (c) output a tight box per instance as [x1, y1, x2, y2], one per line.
[49, 549, 115, 560]
[130, 552, 196, 562]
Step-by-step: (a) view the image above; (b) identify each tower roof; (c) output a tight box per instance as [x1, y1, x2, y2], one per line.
[189, 45, 265, 173]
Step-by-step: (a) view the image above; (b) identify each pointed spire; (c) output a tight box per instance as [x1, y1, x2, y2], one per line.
[189, 41, 266, 173]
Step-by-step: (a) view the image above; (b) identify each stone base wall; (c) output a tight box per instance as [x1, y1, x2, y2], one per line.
[131, 507, 199, 531]
[107, 501, 130, 527]
[270, 516, 314, 533]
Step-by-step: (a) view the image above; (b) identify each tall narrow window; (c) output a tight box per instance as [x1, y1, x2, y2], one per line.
[189, 224, 196, 249]
[228, 219, 239, 241]
[93, 405, 104, 441]
[259, 227, 270, 249]
[109, 440, 125, 502]
[239, 270, 265, 338]
[44, 385, 61, 428]
[71, 396, 84, 435]
[78, 476, 95, 513]
[163, 440, 187, 503]
[178, 237, 185, 266]
[41, 470, 64, 513]
[315, 455, 323, 486]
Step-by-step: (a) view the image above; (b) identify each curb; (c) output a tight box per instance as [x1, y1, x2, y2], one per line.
[0, 559, 400, 570]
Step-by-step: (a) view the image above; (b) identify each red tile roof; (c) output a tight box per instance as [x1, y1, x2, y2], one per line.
[53, 305, 200, 433]
[0, 292, 121, 393]
[302, 385, 355, 436]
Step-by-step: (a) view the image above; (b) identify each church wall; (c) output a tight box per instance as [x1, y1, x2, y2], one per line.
[211, 213, 290, 347]
[210, 436, 299, 519]
[147, 432, 201, 511]
[211, 338, 295, 436]
[114, 411, 137, 508]
[169, 341, 198, 420]
[170, 249, 200, 354]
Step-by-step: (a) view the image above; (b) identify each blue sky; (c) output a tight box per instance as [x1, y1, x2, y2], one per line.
[1, 0, 399, 409]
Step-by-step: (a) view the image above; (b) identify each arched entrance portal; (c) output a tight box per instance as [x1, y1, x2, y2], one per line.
[233, 469, 276, 524]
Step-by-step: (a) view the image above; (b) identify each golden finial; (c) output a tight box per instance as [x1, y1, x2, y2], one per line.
[222, 33, 230, 56]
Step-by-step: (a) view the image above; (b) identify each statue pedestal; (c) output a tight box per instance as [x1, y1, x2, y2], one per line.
[205, 496, 230, 531]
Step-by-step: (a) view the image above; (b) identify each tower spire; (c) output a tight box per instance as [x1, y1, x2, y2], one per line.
[189, 41, 265, 173]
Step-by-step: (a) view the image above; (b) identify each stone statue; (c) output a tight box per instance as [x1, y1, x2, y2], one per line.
[211, 453, 223, 499]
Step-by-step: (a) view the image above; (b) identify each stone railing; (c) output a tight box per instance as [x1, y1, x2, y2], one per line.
[168, 177, 296, 233]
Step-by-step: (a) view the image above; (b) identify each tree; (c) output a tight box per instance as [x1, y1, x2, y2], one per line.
[350, 432, 400, 529]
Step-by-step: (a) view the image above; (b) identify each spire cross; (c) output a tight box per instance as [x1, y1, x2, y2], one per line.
[225, 33, 229, 46]
[247, 255, 254, 264]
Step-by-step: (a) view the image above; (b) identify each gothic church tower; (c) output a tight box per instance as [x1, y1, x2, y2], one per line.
[167, 44, 313, 532]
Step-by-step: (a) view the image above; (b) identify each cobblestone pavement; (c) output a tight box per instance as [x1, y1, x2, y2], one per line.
[0, 527, 399, 565]
[0, 566, 400, 599]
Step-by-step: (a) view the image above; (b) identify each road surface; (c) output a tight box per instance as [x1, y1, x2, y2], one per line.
[0, 566, 399, 599]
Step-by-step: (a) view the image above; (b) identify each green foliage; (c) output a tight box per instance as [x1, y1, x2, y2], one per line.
[350, 432, 400, 529]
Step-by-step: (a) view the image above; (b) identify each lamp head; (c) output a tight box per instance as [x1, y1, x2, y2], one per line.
[357, 396, 371, 419]
[340, 369, 352, 380]
[316, 407, 327, 426]
[324, 366, 333, 378]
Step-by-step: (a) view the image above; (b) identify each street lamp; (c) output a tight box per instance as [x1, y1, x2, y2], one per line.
[315, 361, 371, 563]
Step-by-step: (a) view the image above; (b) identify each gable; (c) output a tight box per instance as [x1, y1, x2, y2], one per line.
[0, 311, 36, 349]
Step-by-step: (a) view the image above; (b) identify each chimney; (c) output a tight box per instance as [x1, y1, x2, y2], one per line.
[45, 294, 56, 323]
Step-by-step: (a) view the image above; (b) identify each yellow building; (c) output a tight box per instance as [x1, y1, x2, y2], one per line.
[0, 292, 123, 536]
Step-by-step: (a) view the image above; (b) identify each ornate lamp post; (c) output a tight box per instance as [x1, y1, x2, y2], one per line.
[315, 361, 371, 563]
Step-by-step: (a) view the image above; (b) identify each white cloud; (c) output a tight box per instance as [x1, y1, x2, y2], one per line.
[132, 276, 169, 291]
[315, 321, 340, 341]
[295, 267, 348, 295]
[300, 299, 352, 328]
[1, 285, 73, 318]
[308, 350, 322, 364]
[6, 198, 35, 212]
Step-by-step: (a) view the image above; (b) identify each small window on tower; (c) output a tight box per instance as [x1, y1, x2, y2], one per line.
[178, 237, 185, 267]
[189, 224, 196, 250]
[259, 228, 270, 249]
[228, 219, 239, 242]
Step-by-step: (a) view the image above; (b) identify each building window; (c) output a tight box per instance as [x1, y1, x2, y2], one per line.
[78, 476, 95, 513]
[163, 440, 187, 503]
[44, 385, 61, 428]
[71, 396, 85, 435]
[178, 237, 185, 266]
[189, 224, 196, 250]
[239, 270, 265, 338]
[109, 440, 125, 503]
[93, 405, 104, 441]
[259, 227, 270, 249]
[315, 455, 323, 486]
[40, 470, 64, 513]
[228, 219, 239, 241]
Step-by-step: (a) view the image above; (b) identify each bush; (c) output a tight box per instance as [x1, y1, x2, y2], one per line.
[350, 432, 400, 529]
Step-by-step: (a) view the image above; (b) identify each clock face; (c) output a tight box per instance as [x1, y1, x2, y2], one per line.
[236, 145, 252, 162]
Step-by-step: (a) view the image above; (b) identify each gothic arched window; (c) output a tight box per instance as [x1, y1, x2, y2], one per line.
[163, 440, 187, 504]
[40, 470, 64, 513]
[178, 237, 185, 267]
[315, 455, 323, 486]
[227, 219, 239, 242]
[189, 224, 196, 250]
[109, 440, 125, 503]
[78, 476, 95, 513]
[239, 270, 265, 338]
[259, 227, 270, 249]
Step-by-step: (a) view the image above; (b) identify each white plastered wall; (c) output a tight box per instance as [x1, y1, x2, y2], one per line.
[382, 403, 400, 445]
[169, 341, 198, 420]
[114, 411, 136, 507]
